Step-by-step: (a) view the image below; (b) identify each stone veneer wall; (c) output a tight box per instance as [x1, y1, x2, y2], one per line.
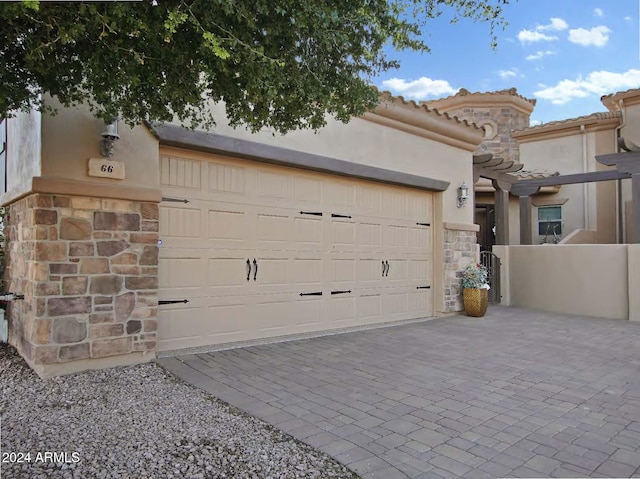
[443, 227, 479, 312]
[5, 193, 159, 373]
[445, 105, 531, 164]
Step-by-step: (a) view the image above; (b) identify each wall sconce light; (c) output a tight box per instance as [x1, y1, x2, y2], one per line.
[100, 119, 120, 158]
[457, 181, 469, 208]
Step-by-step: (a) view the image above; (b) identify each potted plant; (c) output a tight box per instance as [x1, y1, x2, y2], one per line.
[460, 263, 490, 317]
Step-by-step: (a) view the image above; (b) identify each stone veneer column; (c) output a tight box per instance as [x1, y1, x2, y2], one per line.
[442, 223, 480, 312]
[5, 193, 159, 376]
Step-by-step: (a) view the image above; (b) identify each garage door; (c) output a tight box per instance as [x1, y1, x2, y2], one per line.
[157, 150, 433, 352]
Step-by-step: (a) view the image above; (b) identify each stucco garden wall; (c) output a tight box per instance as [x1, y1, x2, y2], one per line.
[494, 244, 638, 321]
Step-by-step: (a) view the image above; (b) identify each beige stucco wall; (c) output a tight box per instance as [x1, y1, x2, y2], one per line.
[517, 125, 618, 244]
[169, 101, 477, 226]
[629, 244, 640, 321]
[495, 244, 630, 320]
[4, 110, 42, 201]
[620, 101, 640, 146]
[40, 98, 159, 191]
[519, 135, 586, 243]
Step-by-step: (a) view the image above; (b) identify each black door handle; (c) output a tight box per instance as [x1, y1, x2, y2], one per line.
[300, 291, 323, 296]
[384, 260, 390, 277]
[382, 260, 386, 277]
[253, 258, 258, 281]
[246, 259, 251, 282]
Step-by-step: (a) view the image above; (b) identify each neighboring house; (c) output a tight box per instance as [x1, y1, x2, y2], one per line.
[1, 94, 484, 377]
[426, 88, 637, 247]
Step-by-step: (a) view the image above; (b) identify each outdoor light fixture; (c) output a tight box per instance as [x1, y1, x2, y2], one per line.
[100, 119, 120, 158]
[457, 181, 469, 208]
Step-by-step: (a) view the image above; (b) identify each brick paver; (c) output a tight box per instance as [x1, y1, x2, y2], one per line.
[157, 306, 640, 478]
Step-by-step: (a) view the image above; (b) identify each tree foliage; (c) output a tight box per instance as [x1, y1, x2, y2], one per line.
[1, 0, 509, 133]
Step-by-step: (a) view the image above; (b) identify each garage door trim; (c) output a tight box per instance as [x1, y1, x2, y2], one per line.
[149, 122, 450, 192]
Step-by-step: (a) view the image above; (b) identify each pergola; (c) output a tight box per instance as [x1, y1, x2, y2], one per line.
[473, 137, 639, 245]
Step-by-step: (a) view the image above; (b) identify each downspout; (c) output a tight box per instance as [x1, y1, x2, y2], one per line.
[580, 124, 589, 230]
[615, 99, 626, 244]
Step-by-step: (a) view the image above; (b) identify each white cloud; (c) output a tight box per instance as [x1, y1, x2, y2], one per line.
[380, 77, 457, 99]
[498, 69, 518, 79]
[568, 26, 611, 47]
[526, 50, 555, 61]
[593, 8, 604, 17]
[624, 16, 632, 21]
[534, 69, 640, 104]
[518, 30, 558, 43]
[518, 18, 567, 43]
[539, 18, 569, 31]
[530, 120, 543, 126]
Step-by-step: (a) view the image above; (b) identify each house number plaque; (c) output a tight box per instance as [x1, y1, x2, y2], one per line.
[88, 158, 126, 180]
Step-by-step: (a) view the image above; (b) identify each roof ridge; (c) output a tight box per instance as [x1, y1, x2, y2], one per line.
[514, 110, 620, 132]
[378, 90, 482, 130]
[422, 87, 536, 106]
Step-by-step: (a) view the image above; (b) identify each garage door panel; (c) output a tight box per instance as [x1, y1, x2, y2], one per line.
[257, 213, 291, 245]
[356, 221, 383, 252]
[385, 258, 409, 284]
[326, 181, 355, 209]
[328, 295, 357, 326]
[410, 258, 432, 284]
[293, 216, 323, 249]
[208, 256, 250, 289]
[257, 170, 292, 202]
[159, 256, 206, 292]
[159, 205, 202, 240]
[291, 256, 324, 287]
[356, 185, 382, 217]
[383, 289, 410, 320]
[208, 161, 247, 195]
[409, 225, 431, 252]
[385, 223, 410, 250]
[357, 258, 385, 288]
[208, 208, 248, 241]
[294, 176, 323, 204]
[357, 294, 382, 322]
[161, 156, 202, 190]
[408, 290, 432, 318]
[331, 219, 356, 249]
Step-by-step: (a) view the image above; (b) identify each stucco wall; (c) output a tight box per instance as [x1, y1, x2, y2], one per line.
[494, 244, 630, 320]
[4, 111, 42, 201]
[169, 101, 477, 226]
[40, 98, 160, 191]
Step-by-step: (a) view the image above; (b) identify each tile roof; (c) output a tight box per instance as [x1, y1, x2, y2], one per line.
[512, 169, 560, 179]
[601, 87, 640, 102]
[378, 91, 482, 130]
[422, 87, 537, 106]
[513, 111, 620, 133]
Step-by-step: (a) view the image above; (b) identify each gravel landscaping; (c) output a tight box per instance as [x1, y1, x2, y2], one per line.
[0, 344, 360, 479]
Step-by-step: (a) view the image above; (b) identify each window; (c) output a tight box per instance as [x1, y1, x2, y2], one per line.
[537, 205, 562, 236]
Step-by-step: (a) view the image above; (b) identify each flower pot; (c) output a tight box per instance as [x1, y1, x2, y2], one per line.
[463, 288, 488, 317]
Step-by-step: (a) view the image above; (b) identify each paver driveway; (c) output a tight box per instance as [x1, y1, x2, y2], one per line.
[158, 307, 640, 479]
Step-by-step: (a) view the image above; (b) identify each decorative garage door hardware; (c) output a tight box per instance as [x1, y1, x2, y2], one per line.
[161, 196, 190, 203]
[331, 290, 351, 295]
[299, 291, 323, 296]
[159, 299, 189, 305]
[331, 213, 352, 218]
[381, 260, 390, 277]
[416, 222, 431, 226]
[416, 286, 431, 289]
[246, 259, 258, 281]
[299, 211, 323, 216]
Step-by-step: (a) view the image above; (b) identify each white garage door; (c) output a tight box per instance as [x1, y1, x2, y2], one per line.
[157, 150, 433, 352]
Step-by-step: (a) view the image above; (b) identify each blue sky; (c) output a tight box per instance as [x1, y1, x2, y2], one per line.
[376, 0, 640, 125]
